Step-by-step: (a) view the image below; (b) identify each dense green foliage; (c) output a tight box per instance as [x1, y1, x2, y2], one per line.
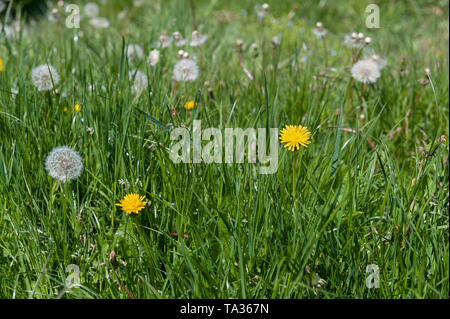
[0, 0, 448, 298]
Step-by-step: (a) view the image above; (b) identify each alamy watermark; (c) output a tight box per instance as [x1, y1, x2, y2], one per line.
[169, 120, 279, 174]
[365, 264, 380, 288]
[56, 263, 80, 298]
[365, 4, 380, 28]
[65, 4, 80, 29]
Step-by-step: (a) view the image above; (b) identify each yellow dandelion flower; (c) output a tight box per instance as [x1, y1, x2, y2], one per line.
[279, 124, 312, 151]
[0, 57, 3, 72]
[116, 193, 147, 215]
[74, 104, 81, 112]
[184, 101, 196, 110]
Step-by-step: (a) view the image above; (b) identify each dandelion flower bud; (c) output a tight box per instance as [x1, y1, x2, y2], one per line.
[252, 43, 258, 50]
[262, 3, 269, 11]
[424, 67, 431, 76]
[357, 32, 364, 39]
[178, 49, 185, 58]
[45, 146, 83, 183]
[351, 32, 358, 39]
[316, 22, 323, 29]
[236, 39, 243, 47]
[182, 51, 189, 59]
[364, 37, 371, 45]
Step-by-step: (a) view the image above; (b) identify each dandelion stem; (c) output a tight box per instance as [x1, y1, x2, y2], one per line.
[189, 0, 197, 30]
[323, 37, 328, 68]
[292, 160, 295, 202]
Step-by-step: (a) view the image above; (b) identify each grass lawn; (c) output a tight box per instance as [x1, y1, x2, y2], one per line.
[0, 0, 448, 298]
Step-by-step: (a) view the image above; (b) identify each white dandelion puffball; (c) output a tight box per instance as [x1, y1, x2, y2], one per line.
[312, 22, 327, 40]
[45, 146, 83, 183]
[147, 49, 160, 66]
[83, 3, 99, 18]
[173, 32, 186, 47]
[351, 59, 381, 83]
[190, 31, 208, 47]
[32, 64, 60, 92]
[155, 35, 172, 48]
[173, 58, 199, 82]
[89, 17, 109, 28]
[129, 70, 148, 94]
[370, 54, 387, 70]
[127, 44, 144, 62]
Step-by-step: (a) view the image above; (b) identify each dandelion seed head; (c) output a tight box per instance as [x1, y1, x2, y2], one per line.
[313, 22, 327, 40]
[129, 70, 148, 94]
[173, 32, 186, 46]
[173, 58, 199, 82]
[45, 146, 83, 182]
[32, 64, 60, 92]
[147, 49, 160, 66]
[369, 54, 387, 70]
[351, 59, 381, 83]
[190, 30, 208, 47]
[89, 17, 109, 28]
[127, 44, 144, 62]
[84, 3, 99, 18]
[156, 34, 172, 48]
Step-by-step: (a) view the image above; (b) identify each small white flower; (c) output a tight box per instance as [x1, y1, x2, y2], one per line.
[89, 17, 109, 28]
[32, 64, 60, 92]
[155, 35, 172, 48]
[173, 58, 199, 82]
[351, 59, 381, 83]
[45, 146, 83, 183]
[147, 49, 160, 66]
[129, 70, 148, 94]
[83, 3, 99, 18]
[190, 30, 208, 47]
[127, 44, 144, 62]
